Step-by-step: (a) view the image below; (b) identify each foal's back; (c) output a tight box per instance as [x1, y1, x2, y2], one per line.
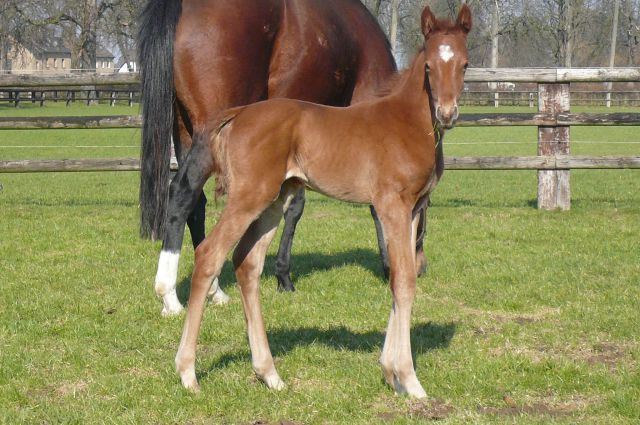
[214, 93, 436, 205]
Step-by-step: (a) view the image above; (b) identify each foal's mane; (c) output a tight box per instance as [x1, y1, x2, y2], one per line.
[372, 65, 416, 98]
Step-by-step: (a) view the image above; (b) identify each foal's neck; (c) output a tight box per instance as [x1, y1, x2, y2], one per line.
[386, 52, 432, 118]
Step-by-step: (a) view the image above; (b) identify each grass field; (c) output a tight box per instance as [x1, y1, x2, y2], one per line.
[0, 103, 639, 424]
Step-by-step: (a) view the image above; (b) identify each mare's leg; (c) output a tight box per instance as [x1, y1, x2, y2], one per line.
[274, 187, 305, 292]
[155, 135, 217, 317]
[234, 184, 299, 388]
[175, 184, 285, 391]
[370, 206, 391, 280]
[414, 205, 427, 277]
[186, 192, 207, 248]
[376, 198, 427, 398]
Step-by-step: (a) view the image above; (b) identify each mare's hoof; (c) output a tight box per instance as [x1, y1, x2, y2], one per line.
[276, 276, 296, 292]
[160, 294, 185, 317]
[209, 288, 230, 305]
[416, 256, 428, 277]
[161, 305, 184, 317]
[382, 267, 390, 281]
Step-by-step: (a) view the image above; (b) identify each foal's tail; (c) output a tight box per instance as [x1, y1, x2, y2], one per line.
[210, 107, 247, 198]
[137, 0, 182, 240]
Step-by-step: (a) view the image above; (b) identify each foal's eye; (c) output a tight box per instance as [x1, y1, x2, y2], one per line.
[463, 63, 469, 72]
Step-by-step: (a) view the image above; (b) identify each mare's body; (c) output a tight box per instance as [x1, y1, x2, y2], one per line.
[174, 5, 472, 398]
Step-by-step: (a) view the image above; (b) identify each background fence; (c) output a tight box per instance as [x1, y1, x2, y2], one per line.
[1, 68, 639, 210]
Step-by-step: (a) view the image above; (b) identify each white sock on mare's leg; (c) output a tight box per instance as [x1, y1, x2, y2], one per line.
[155, 250, 184, 316]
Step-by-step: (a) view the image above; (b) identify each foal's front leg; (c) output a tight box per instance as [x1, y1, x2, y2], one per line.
[371, 205, 428, 280]
[376, 200, 427, 398]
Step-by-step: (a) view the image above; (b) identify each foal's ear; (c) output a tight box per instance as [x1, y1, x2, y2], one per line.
[421, 6, 437, 38]
[456, 4, 472, 34]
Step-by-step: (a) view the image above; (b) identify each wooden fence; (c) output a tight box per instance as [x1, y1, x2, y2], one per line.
[1, 68, 639, 210]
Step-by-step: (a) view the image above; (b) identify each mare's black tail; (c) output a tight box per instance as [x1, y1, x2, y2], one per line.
[137, 0, 182, 240]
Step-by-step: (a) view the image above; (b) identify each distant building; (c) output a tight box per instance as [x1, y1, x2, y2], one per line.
[3, 38, 115, 74]
[95, 48, 115, 74]
[6, 38, 71, 74]
[116, 50, 138, 73]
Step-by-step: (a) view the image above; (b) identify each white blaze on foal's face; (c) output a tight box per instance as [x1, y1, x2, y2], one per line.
[439, 44, 454, 62]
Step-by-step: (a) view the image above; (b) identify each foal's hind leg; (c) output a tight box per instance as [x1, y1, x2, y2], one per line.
[274, 187, 305, 292]
[175, 190, 276, 391]
[233, 184, 299, 389]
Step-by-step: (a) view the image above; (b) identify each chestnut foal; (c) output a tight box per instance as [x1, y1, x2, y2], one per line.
[175, 5, 472, 397]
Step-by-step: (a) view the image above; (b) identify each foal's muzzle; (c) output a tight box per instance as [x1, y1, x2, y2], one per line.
[435, 104, 459, 129]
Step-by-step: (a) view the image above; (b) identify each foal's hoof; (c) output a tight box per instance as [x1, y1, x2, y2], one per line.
[180, 375, 201, 393]
[395, 377, 427, 399]
[260, 373, 286, 391]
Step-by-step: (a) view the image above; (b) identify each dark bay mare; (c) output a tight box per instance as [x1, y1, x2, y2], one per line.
[174, 5, 472, 397]
[139, 0, 407, 316]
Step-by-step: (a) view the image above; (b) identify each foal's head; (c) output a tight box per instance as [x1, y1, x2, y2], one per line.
[421, 5, 472, 129]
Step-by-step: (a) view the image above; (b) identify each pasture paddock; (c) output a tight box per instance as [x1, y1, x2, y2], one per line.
[1, 100, 639, 422]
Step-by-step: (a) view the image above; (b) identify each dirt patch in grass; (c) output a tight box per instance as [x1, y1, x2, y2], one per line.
[407, 399, 455, 420]
[491, 340, 632, 368]
[582, 342, 628, 367]
[479, 403, 571, 417]
[376, 398, 454, 422]
[55, 380, 89, 398]
[251, 420, 301, 425]
[479, 393, 597, 418]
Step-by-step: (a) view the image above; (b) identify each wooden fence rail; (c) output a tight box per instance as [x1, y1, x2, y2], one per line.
[1, 67, 639, 210]
[2, 113, 640, 130]
[2, 156, 639, 173]
[2, 68, 639, 87]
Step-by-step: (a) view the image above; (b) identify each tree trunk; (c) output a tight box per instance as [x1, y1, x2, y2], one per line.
[389, 0, 400, 56]
[490, 0, 499, 105]
[564, 0, 573, 67]
[78, 0, 98, 71]
[607, 0, 621, 108]
[372, 0, 383, 18]
[625, 0, 636, 65]
[491, 1, 499, 69]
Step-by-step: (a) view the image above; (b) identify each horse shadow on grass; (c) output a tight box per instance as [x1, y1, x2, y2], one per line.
[176, 248, 387, 305]
[197, 321, 457, 382]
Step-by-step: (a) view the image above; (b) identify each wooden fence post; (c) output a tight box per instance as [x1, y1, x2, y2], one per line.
[538, 83, 571, 210]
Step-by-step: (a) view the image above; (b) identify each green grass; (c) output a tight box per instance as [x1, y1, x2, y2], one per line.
[0, 103, 639, 423]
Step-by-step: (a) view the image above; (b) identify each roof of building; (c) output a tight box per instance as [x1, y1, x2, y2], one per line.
[22, 38, 114, 60]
